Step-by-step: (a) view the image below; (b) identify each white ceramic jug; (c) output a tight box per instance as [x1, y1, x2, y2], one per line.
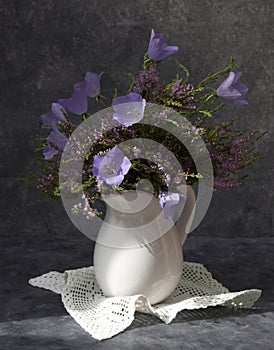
[94, 186, 195, 304]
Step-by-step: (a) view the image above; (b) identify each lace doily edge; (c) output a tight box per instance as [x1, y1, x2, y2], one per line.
[28, 264, 262, 339]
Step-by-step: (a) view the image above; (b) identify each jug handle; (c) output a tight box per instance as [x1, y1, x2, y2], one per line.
[175, 185, 196, 245]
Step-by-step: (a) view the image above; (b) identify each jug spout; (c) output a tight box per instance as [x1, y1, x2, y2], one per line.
[175, 185, 196, 245]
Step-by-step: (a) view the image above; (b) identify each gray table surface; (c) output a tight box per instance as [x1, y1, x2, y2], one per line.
[1, 236, 274, 349]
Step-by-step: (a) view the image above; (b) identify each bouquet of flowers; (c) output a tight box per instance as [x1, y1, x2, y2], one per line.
[28, 29, 264, 222]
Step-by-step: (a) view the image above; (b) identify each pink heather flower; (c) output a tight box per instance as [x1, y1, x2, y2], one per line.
[96, 178, 104, 192]
[193, 127, 204, 135]
[72, 198, 97, 220]
[213, 177, 241, 191]
[169, 80, 196, 110]
[133, 66, 159, 94]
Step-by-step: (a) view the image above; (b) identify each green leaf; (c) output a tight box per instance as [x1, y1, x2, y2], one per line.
[199, 110, 213, 117]
[53, 187, 60, 197]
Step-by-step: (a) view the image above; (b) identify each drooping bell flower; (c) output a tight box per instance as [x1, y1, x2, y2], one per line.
[41, 103, 67, 128]
[112, 93, 146, 127]
[216, 72, 248, 105]
[47, 126, 68, 151]
[43, 126, 68, 160]
[148, 29, 178, 62]
[59, 83, 88, 115]
[92, 146, 131, 186]
[84, 72, 104, 98]
[43, 144, 59, 160]
[159, 192, 186, 221]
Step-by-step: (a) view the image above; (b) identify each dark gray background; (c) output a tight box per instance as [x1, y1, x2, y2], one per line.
[1, 0, 273, 239]
[1, 1, 274, 348]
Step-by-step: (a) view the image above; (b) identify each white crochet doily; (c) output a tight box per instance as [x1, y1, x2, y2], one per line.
[29, 262, 261, 340]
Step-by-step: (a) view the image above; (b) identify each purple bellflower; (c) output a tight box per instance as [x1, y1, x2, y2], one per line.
[47, 126, 68, 151]
[159, 192, 186, 222]
[51, 102, 68, 120]
[58, 71, 103, 114]
[43, 144, 59, 160]
[216, 72, 248, 105]
[41, 103, 67, 128]
[92, 146, 131, 186]
[112, 93, 146, 127]
[59, 83, 88, 115]
[43, 126, 68, 160]
[84, 72, 104, 98]
[148, 29, 178, 61]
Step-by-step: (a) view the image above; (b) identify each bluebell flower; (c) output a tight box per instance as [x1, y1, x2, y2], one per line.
[217, 72, 248, 105]
[84, 72, 104, 98]
[92, 146, 131, 186]
[112, 93, 146, 127]
[148, 29, 178, 61]
[41, 103, 67, 128]
[159, 192, 186, 221]
[59, 83, 88, 115]
[43, 144, 59, 160]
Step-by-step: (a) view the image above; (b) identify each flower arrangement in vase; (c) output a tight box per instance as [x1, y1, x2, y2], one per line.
[27, 29, 265, 304]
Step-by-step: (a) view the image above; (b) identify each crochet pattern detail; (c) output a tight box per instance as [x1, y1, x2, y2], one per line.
[29, 262, 261, 340]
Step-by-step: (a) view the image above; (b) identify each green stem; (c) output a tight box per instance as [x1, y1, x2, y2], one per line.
[198, 57, 234, 88]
